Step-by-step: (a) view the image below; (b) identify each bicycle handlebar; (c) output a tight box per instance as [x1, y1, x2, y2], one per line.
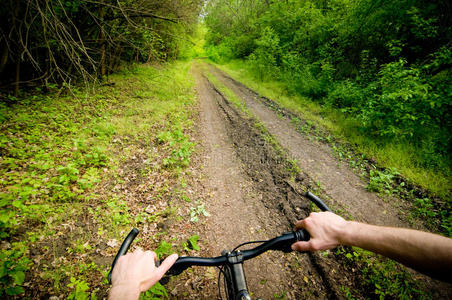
[108, 191, 330, 283]
[305, 191, 332, 212]
[166, 229, 309, 275]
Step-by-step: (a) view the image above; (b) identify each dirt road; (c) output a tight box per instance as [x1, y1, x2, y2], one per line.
[207, 65, 411, 228]
[168, 62, 452, 299]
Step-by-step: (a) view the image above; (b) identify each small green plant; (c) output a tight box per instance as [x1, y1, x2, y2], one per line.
[159, 128, 194, 169]
[67, 239, 92, 254]
[155, 241, 173, 260]
[273, 290, 287, 299]
[367, 168, 398, 195]
[183, 235, 200, 251]
[339, 285, 356, 300]
[67, 277, 93, 300]
[413, 198, 436, 218]
[190, 203, 210, 222]
[83, 147, 108, 167]
[57, 164, 80, 185]
[338, 247, 427, 299]
[106, 198, 131, 226]
[440, 211, 452, 237]
[140, 282, 168, 299]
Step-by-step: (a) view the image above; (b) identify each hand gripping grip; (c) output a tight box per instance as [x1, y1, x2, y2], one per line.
[108, 228, 139, 284]
[295, 229, 310, 241]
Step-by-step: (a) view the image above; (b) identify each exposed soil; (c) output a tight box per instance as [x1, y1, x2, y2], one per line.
[173, 62, 452, 299]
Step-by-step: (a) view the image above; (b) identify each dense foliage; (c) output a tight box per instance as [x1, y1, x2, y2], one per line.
[204, 0, 452, 174]
[0, 61, 197, 296]
[0, 0, 203, 94]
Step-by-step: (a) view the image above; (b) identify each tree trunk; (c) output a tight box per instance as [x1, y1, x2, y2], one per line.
[14, 58, 20, 97]
[0, 41, 8, 73]
[147, 48, 152, 63]
[114, 47, 122, 70]
[99, 5, 106, 77]
[108, 49, 115, 74]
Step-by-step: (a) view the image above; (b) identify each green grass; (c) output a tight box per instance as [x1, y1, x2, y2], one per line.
[0, 61, 197, 297]
[337, 246, 430, 299]
[211, 59, 451, 200]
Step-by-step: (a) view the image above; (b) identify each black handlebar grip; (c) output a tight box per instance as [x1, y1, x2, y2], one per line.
[305, 191, 332, 212]
[108, 228, 139, 284]
[295, 229, 310, 241]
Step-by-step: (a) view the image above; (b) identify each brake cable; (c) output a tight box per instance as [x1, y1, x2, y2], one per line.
[232, 240, 268, 252]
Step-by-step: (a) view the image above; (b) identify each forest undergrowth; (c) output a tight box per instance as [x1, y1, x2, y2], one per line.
[0, 61, 198, 298]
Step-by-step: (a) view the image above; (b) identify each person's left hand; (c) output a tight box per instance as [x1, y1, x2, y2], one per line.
[109, 249, 178, 299]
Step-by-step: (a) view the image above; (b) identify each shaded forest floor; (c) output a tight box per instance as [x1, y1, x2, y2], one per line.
[0, 60, 451, 298]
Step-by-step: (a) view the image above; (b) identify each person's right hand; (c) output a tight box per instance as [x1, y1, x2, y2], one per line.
[291, 212, 349, 251]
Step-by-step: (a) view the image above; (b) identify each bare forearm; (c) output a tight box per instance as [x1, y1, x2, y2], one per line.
[109, 286, 140, 300]
[341, 222, 452, 281]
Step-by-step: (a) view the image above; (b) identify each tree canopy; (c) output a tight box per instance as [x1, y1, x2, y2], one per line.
[0, 0, 203, 93]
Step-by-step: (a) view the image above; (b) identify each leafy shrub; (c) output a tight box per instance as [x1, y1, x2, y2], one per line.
[0, 243, 31, 296]
[327, 80, 366, 112]
[249, 26, 281, 81]
[206, 42, 234, 63]
[360, 59, 431, 139]
[367, 168, 398, 195]
[232, 35, 256, 58]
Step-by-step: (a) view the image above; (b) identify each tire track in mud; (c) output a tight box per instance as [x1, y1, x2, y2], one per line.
[213, 85, 342, 299]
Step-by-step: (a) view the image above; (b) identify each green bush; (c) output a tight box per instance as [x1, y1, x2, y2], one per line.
[0, 243, 31, 296]
[249, 27, 281, 81]
[360, 59, 431, 139]
[327, 80, 365, 112]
